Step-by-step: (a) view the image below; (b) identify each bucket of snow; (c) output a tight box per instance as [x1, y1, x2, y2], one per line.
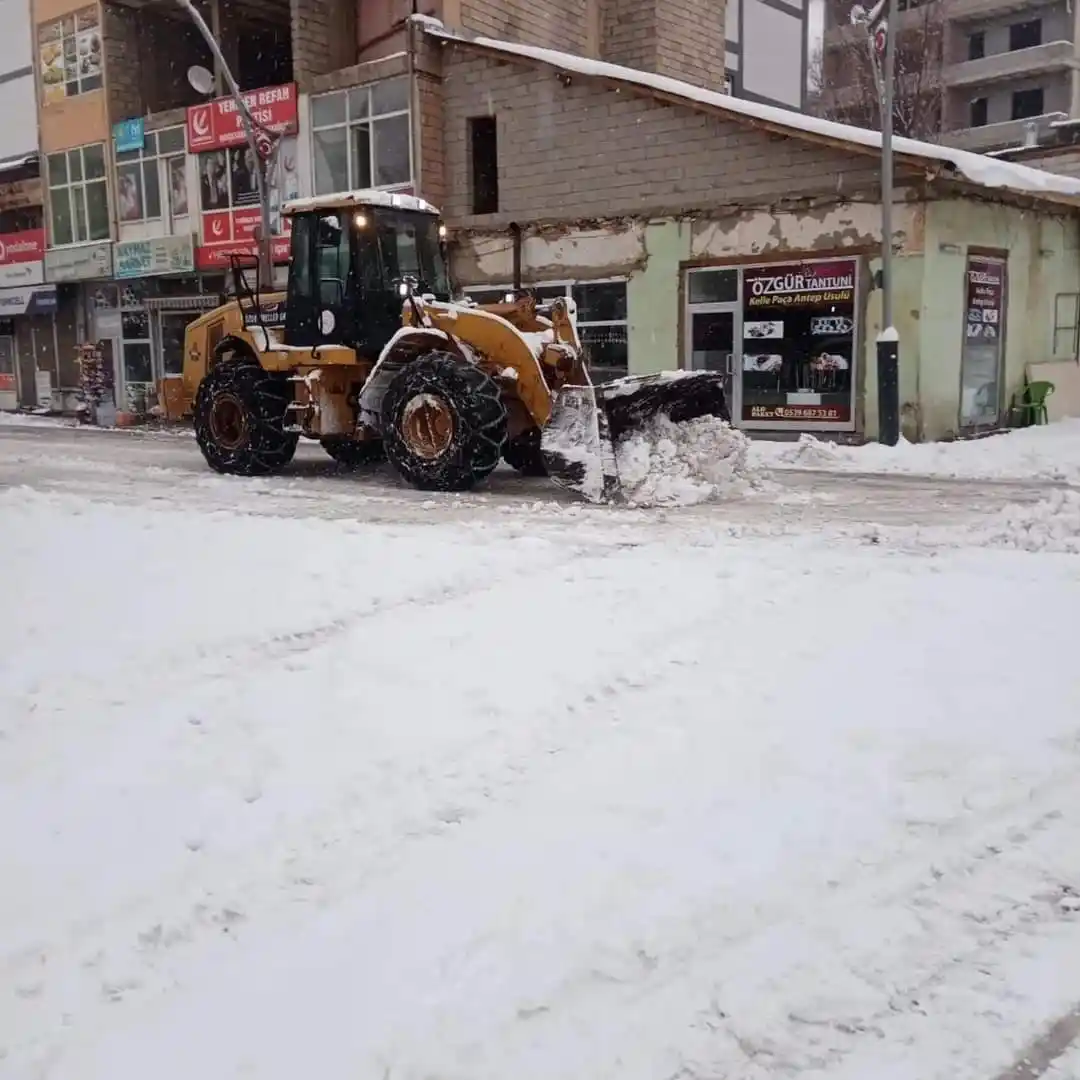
[614, 416, 752, 507]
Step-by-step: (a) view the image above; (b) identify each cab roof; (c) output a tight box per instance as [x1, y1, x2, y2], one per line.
[280, 189, 440, 217]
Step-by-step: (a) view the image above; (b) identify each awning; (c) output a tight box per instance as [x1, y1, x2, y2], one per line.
[143, 294, 223, 312]
[0, 283, 57, 317]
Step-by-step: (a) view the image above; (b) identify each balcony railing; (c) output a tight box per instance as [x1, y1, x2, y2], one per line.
[943, 40, 1075, 87]
[941, 112, 1069, 151]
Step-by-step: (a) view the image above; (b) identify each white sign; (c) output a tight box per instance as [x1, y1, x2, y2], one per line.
[45, 241, 114, 283]
[0, 260, 44, 288]
[0, 284, 58, 317]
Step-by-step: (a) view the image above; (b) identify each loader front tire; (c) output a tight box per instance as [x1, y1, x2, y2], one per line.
[194, 359, 297, 476]
[321, 435, 386, 469]
[502, 427, 548, 477]
[382, 351, 507, 492]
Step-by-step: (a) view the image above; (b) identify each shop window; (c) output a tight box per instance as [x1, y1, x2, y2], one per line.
[198, 136, 299, 238]
[311, 78, 411, 195]
[970, 97, 988, 127]
[463, 279, 629, 381]
[688, 269, 738, 305]
[47, 144, 109, 246]
[959, 255, 1006, 428]
[1052, 293, 1078, 357]
[1012, 86, 1044, 120]
[968, 31, 985, 60]
[1009, 19, 1041, 51]
[160, 313, 194, 377]
[739, 259, 858, 425]
[469, 116, 499, 215]
[116, 128, 186, 225]
[37, 6, 102, 104]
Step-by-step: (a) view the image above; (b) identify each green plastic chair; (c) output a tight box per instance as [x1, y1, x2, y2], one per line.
[1014, 380, 1055, 426]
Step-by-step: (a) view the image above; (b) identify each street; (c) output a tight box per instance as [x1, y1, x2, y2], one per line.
[2, 420, 1080, 1080]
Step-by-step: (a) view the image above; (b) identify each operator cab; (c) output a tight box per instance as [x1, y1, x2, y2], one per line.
[280, 189, 451, 356]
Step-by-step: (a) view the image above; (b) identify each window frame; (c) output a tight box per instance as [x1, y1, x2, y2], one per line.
[463, 277, 630, 380]
[46, 143, 109, 247]
[968, 31, 985, 60]
[1052, 292, 1079, 358]
[38, 5, 103, 102]
[970, 96, 988, 127]
[1009, 18, 1041, 51]
[115, 127, 187, 226]
[310, 77, 413, 196]
[1011, 85, 1045, 121]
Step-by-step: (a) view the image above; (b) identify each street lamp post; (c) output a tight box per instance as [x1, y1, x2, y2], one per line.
[175, 0, 275, 289]
[875, 0, 900, 445]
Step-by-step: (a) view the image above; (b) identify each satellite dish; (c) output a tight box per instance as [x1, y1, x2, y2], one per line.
[187, 65, 215, 95]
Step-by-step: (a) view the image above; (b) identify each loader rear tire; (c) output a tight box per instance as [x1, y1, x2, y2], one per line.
[321, 435, 386, 469]
[502, 427, 548, 476]
[381, 351, 507, 492]
[194, 359, 297, 476]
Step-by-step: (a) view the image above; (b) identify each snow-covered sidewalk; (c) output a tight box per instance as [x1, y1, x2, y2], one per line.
[751, 420, 1080, 485]
[2, 482, 1080, 1080]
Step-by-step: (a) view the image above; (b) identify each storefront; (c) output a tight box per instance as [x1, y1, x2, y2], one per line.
[0, 226, 48, 408]
[684, 257, 859, 433]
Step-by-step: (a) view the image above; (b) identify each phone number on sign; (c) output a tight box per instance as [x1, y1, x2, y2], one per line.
[749, 406, 843, 420]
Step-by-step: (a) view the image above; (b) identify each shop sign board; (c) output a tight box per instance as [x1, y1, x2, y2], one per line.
[739, 258, 859, 428]
[114, 234, 195, 279]
[0, 178, 43, 212]
[959, 255, 1006, 428]
[113, 118, 145, 153]
[194, 235, 291, 271]
[186, 83, 298, 153]
[0, 229, 46, 287]
[45, 240, 113, 282]
[0, 283, 58, 317]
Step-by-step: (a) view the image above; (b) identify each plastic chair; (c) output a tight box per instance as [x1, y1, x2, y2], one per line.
[1014, 380, 1055, 426]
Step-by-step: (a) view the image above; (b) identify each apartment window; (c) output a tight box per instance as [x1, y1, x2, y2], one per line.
[1009, 19, 1041, 50]
[1053, 293, 1079, 357]
[115, 128, 187, 224]
[968, 32, 985, 60]
[970, 97, 988, 127]
[1012, 87, 1044, 120]
[469, 116, 499, 215]
[37, 6, 102, 104]
[47, 144, 109, 246]
[464, 280, 629, 381]
[311, 77, 411, 195]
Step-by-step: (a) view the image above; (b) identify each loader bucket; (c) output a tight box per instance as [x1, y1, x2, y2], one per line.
[541, 371, 729, 504]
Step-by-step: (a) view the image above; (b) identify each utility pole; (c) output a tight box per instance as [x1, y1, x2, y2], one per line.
[873, 0, 900, 445]
[175, 0, 275, 289]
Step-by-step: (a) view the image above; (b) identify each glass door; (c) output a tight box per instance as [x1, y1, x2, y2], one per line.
[687, 306, 739, 423]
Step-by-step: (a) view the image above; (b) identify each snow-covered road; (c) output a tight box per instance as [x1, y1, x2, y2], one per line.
[3, 423, 1080, 1080]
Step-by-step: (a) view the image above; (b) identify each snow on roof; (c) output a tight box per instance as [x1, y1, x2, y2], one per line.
[282, 189, 440, 215]
[416, 17, 1080, 206]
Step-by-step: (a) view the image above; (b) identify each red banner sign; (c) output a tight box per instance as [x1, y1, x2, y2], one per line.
[194, 236, 291, 271]
[200, 208, 292, 247]
[0, 228, 45, 266]
[0, 374, 15, 392]
[186, 83, 298, 153]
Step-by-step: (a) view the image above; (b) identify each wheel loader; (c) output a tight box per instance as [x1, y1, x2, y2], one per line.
[161, 189, 729, 503]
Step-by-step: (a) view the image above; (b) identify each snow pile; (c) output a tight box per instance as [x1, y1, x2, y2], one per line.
[753, 420, 1080, 484]
[615, 415, 752, 506]
[0, 411, 78, 429]
[960, 489, 1080, 554]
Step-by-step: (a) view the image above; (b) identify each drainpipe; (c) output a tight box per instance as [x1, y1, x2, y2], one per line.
[510, 222, 522, 293]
